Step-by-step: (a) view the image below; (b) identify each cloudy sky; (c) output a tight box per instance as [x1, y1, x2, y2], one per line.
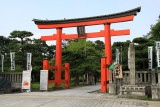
[0, 0, 160, 45]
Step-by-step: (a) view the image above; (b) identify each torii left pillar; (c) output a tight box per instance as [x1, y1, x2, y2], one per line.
[55, 27, 62, 86]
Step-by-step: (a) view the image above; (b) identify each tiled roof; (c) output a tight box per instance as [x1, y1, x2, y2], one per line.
[33, 7, 141, 25]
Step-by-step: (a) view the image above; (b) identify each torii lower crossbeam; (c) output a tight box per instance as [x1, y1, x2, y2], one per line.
[41, 29, 130, 41]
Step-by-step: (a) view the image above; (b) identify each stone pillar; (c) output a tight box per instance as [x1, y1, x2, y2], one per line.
[129, 43, 136, 85]
[151, 69, 160, 100]
[109, 69, 116, 94]
[152, 69, 156, 85]
[109, 69, 113, 84]
[158, 71, 160, 84]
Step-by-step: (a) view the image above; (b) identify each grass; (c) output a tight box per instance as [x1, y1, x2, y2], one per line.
[139, 97, 152, 101]
[31, 82, 88, 92]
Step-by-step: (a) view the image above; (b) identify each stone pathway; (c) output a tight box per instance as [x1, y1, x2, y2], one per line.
[0, 84, 159, 107]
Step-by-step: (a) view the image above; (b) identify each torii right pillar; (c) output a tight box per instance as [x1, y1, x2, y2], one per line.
[105, 23, 112, 88]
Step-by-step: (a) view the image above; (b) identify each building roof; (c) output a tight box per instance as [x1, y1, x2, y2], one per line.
[33, 7, 141, 25]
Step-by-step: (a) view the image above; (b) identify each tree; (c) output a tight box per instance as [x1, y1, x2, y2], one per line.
[112, 40, 131, 70]
[0, 36, 11, 72]
[94, 40, 105, 52]
[150, 18, 160, 39]
[0, 36, 10, 55]
[133, 37, 156, 70]
[10, 31, 33, 45]
[28, 39, 50, 82]
[62, 39, 102, 85]
[9, 30, 33, 69]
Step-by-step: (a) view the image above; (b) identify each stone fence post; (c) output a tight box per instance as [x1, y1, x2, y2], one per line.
[129, 43, 135, 85]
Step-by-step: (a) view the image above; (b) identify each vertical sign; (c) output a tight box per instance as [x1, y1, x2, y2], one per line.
[113, 64, 123, 79]
[157, 48, 160, 67]
[1, 55, 4, 72]
[128, 47, 130, 69]
[115, 49, 120, 64]
[148, 46, 153, 70]
[40, 70, 48, 90]
[10, 52, 15, 71]
[155, 41, 160, 67]
[77, 25, 86, 37]
[22, 70, 31, 92]
[27, 53, 32, 71]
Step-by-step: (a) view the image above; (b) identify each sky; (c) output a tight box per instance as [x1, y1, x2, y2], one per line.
[0, 0, 160, 45]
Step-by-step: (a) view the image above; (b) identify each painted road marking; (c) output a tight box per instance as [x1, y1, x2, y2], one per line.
[0, 95, 159, 104]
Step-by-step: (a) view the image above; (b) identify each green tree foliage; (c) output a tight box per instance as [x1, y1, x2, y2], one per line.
[112, 40, 131, 70]
[62, 39, 102, 85]
[9, 30, 33, 69]
[0, 31, 54, 82]
[132, 17, 160, 70]
[150, 19, 160, 39]
[10, 30, 33, 43]
[133, 37, 152, 70]
[94, 40, 105, 52]
[0, 36, 12, 72]
[0, 36, 11, 54]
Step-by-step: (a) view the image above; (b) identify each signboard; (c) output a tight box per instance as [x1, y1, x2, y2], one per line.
[155, 41, 160, 50]
[22, 70, 31, 91]
[113, 64, 123, 79]
[157, 48, 160, 67]
[77, 25, 86, 37]
[10, 52, 15, 71]
[1, 55, 4, 72]
[40, 70, 48, 90]
[115, 48, 120, 64]
[27, 53, 32, 71]
[148, 46, 153, 69]
[155, 41, 160, 67]
[128, 47, 130, 69]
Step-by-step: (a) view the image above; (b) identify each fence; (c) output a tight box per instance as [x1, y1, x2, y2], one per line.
[0, 72, 22, 89]
[109, 71, 159, 86]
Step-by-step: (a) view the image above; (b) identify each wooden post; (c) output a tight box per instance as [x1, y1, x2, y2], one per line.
[101, 57, 107, 92]
[65, 62, 70, 88]
[55, 28, 62, 86]
[43, 60, 49, 70]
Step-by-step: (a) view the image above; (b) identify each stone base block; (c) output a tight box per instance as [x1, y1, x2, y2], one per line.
[151, 85, 160, 100]
[109, 83, 116, 94]
[119, 85, 147, 98]
[11, 83, 22, 89]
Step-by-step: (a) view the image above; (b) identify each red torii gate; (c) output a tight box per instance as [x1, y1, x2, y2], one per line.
[33, 7, 141, 92]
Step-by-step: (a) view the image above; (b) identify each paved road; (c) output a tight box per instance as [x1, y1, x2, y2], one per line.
[0, 84, 159, 107]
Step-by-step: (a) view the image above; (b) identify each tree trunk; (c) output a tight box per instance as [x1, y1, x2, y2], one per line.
[21, 38, 25, 70]
[75, 75, 79, 85]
